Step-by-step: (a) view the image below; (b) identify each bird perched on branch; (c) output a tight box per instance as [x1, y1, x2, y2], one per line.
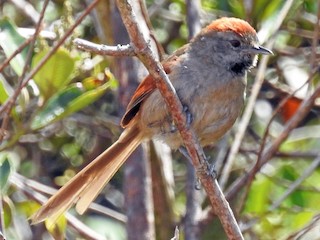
[31, 17, 272, 223]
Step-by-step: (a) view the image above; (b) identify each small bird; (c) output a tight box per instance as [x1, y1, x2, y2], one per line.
[31, 17, 272, 223]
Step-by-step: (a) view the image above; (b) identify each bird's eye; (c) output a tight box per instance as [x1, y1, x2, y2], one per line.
[230, 40, 241, 48]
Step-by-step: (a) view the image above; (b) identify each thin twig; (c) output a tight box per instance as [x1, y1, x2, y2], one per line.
[226, 78, 320, 200]
[219, 0, 296, 190]
[0, 37, 33, 73]
[10, 173, 107, 240]
[73, 38, 135, 56]
[0, 0, 101, 119]
[270, 154, 320, 211]
[286, 214, 320, 240]
[230, 72, 317, 214]
[309, 0, 320, 71]
[240, 148, 319, 160]
[184, 1, 202, 239]
[13, 173, 127, 223]
[0, 0, 49, 142]
[170, 226, 180, 240]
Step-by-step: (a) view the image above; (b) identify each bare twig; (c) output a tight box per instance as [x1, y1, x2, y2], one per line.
[201, 58, 320, 232]
[0, 0, 101, 119]
[239, 148, 319, 160]
[0, 37, 33, 73]
[185, 0, 201, 39]
[0, 0, 49, 143]
[73, 38, 135, 56]
[226, 79, 320, 200]
[10, 173, 107, 240]
[270, 154, 320, 211]
[12, 173, 126, 223]
[184, 1, 202, 239]
[170, 226, 180, 240]
[286, 214, 320, 240]
[116, 1, 243, 239]
[309, 0, 320, 71]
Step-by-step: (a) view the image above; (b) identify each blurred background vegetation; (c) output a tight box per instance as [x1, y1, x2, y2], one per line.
[0, 0, 320, 239]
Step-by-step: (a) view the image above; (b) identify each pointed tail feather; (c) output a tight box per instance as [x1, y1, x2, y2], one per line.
[31, 125, 143, 224]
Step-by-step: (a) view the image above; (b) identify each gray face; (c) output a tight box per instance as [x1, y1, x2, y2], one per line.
[191, 30, 260, 76]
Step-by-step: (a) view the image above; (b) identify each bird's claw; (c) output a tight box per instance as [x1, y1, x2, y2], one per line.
[197, 155, 217, 179]
[195, 177, 201, 190]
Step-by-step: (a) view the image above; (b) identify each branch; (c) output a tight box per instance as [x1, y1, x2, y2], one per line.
[270, 154, 320, 211]
[115, 0, 243, 239]
[0, 37, 33, 73]
[0, 0, 49, 144]
[170, 226, 180, 240]
[72, 1, 243, 238]
[73, 38, 135, 56]
[219, 0, 296, 190]
[226, 79, 320, 200]
[0, 0, 102, 139]
[184, 1, 202, 239]
[10, 173, 107, 240]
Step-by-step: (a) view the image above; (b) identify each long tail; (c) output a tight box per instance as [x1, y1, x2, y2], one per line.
[31, 125, 143, 224]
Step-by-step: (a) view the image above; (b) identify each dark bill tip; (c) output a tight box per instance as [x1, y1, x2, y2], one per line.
[254, 46, 273, 55]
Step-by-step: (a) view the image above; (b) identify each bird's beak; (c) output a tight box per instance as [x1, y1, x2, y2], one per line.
[250, 45, 273, 55]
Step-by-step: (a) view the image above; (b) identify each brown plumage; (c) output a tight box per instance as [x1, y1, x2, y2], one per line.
[31, 17, 272, 224]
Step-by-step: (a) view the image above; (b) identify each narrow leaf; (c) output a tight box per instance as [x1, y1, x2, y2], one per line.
[31, 80, 111, 130]
[0, 18, 29, 76]
[0, 154, 12, 194]
[32, 48, 75, 100]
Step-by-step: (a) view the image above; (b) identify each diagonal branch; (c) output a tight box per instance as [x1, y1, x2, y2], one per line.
[226, 80, 320, 200]
[10, 173, 107, 240]
[73, 1, 244, 238]
[115, 0, 243, 239]
[0, 0, 102, 121]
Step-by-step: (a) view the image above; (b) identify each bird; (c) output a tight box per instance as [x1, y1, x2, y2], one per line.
[31, 17, 272, 224]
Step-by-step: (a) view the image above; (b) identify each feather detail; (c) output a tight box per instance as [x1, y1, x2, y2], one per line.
[121, 64, 172, 128]
[121, 44, 189, 128]
[31, 124, 143, 224]
[121, 75, 156, 127]
[204, 17, 256, 37]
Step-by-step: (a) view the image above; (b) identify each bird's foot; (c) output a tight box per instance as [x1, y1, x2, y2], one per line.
[183, 105, 193, 128]
[196, 155, 217, 179]
[179, 146, 192, 162]
[168, 105, 192, 133]
[179, 147, 217, 190]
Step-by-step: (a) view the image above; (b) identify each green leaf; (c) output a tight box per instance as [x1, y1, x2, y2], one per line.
[45, 214, 67, 239]
[0, 18, 29, 76]
[32, 48, 75, 100]
[0, 74, 13, 104]
[3, 197, 14, 228]
[286, 211, 313, 230]
[31, 80, 111, 130]
[0, 153, 12, 194]
[0, 75, 20, 121]
[244, 174, 272, 214]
